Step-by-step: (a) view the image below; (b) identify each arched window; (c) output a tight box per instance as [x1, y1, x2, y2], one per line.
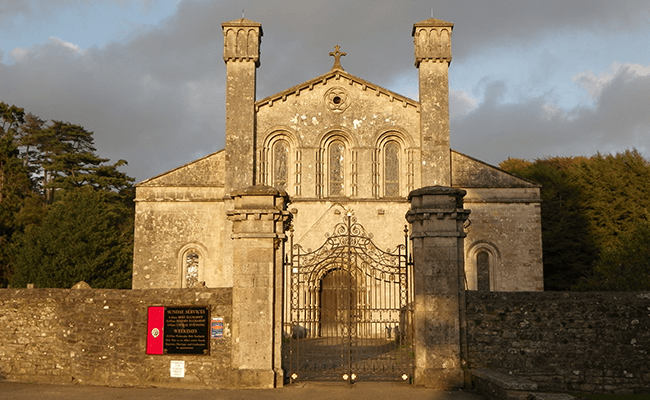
[384, 141, 400, 197]
[466, 243, 499, 291]
[477, 251, 490, 292]
[272, 139, 289, 190]
[329, 140, 345, 196]
[185, 251, 200, 288]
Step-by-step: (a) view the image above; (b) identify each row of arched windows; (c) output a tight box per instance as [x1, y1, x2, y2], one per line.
[180, 248, 498, 290]
[181, 245, 498, 290]
[262, 132, 412, 198]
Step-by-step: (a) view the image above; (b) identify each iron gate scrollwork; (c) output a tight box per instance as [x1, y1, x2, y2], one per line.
[283, 212, 414, 383]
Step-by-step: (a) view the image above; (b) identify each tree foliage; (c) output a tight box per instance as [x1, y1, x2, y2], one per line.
[20, 119, 132, 202]
[0, 103, 32, 286]
[0, 101, 134, 288]
[574, 151, 650, 251]
[501, 150, 650, 291]
[574, 219, 650, 291]
[10, 188, 133, 288]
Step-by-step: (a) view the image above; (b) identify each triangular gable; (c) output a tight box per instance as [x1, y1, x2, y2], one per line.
[451, 150, 539, 188]
[137, 150, 225, 187]
[255, 69, 419, 111]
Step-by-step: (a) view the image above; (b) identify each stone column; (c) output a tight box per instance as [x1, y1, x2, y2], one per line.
[406, 186, 470, 388]
[413, 19, 453, 187]
[226, 185, 290, 388]
[222, 18, 262, 193]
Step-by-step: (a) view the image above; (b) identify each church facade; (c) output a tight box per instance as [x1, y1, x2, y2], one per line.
[132, 18, 543, 293]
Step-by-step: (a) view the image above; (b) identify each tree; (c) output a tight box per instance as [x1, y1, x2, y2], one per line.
[0, 102, 135, 288]
[9, 187, 133, 289]
[20, 120, 133, 202]
[501, 156, 597, 290]
[501, 150, 650, 291]
[575, 219, 650, 291]
[0, 103, 29, 205]
[0, 103, 33, 286]
[573, 150, 650, 251]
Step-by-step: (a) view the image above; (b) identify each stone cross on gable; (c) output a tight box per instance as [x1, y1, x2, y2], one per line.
[329, 45, 346, 71]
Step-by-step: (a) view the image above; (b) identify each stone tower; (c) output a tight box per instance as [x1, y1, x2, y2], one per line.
[413, 18, 453, 186]
[222, 18, 263, 194]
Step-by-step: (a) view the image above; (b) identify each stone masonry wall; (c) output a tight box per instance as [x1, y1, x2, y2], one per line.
[464, 200, 543, 292]
[0, 288, 235, 389]
[466, 291, 650, 394]
[4, 287, 649, 392]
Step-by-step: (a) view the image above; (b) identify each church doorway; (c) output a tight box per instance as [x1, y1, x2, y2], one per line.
[283, 213, 414, 383]
[319, 268, 356, 338]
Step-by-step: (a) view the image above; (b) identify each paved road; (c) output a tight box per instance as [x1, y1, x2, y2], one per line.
[0, 381, 486, 400]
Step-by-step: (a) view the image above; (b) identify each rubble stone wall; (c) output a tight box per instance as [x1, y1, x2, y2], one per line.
[4, 288, 649, 392]
[466, 291, 650, 394]
[0, 288, 234, 389]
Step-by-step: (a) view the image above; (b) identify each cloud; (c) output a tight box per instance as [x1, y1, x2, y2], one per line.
[0, 0, 145, 20]
[6, 37, 85, 64]
[8, 47, 28, 62]
[443, 1, 650, 60]
[1, 2, 228, 181]
[48, 37, 83, 53]
[573, 63, 650, 99]
[0, 0, 31, 20]
[2, 0, 650, 183]
[451, 65, 650, 165]
[449, 89, 478, 119]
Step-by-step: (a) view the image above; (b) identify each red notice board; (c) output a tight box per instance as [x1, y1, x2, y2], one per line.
[147, 306, 165, 355]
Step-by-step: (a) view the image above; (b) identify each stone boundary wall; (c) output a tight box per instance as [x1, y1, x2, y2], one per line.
[466, 291, 650, 394]
[0, 288, 234, 389]
[3, 288, 650, 392]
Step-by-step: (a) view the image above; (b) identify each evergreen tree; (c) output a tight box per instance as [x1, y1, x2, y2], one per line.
[502, 156, 597, 290]
[0, 103, 29, 206]
[0, 102, 135, 288]
[0, 103, 33, 286]
[502, 150, 650, 291]
[20, 120, 133, 202]
[9, 187, 133, 289]
[576, 219, 650, 291]
[573, 150, 650, 251]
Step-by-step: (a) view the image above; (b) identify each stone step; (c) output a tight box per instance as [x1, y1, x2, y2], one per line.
[472, 369, 537, 400]
[526, 394, 576, 400]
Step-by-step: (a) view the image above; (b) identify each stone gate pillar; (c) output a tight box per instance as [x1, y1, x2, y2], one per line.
[406, 186, 470, 388]
[226, 185, 290, 388]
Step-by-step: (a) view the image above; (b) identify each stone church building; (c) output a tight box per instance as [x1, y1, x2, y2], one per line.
[132, 18, 543, 293]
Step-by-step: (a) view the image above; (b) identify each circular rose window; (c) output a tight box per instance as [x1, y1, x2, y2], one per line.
[324, 87, 351, 113]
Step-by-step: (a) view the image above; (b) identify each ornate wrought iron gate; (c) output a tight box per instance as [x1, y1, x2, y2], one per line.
[283, 212, 413, 383]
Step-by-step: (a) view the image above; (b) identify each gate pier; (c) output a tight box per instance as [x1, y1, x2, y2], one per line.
[227, 185, 291, 388]
[406, 186, 470, 388]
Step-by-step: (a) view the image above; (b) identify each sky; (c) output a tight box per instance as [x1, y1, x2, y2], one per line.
[1, 0, 649, 183]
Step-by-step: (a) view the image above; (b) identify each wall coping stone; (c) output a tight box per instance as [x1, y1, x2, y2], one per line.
[230, 184, 287, 198]
[408, 185, 466, 200]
